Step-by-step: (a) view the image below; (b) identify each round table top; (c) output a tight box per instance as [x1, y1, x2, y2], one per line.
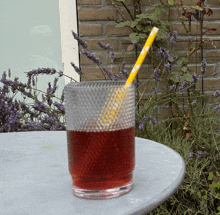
[0, 131, 186, 215]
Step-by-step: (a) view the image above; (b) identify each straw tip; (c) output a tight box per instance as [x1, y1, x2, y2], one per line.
[153, 27, 159, 33]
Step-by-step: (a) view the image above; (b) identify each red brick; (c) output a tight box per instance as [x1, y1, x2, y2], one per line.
[81, 67, 111, 81]
[77, 0, 101, 5]
[205, 9, 220, 20]
[106, 24, 133, 37]
[207, 0, 220, 5]
[197, 78, 220, 91]
[78, 9, 116, 21]
[105, 0, 151, 6]
[107, 52, 152, 65]
[203, 39, 220, 49]
[79, 24, 102, 36]
[205, 23, 220, 35]
[206, 50, 220, 63]
[173, 65, 216, 77]
[170, 23, 201, 35]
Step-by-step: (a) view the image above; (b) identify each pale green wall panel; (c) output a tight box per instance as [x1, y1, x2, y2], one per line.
[0, 0, 65, 108]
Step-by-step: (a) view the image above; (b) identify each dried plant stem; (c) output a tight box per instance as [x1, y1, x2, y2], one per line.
[121, 1, 134, 21]
[111, 0, 128, 21]
[175, 4, 190, 35]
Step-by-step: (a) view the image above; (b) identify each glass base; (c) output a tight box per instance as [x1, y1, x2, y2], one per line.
[72, 179, 133, 199]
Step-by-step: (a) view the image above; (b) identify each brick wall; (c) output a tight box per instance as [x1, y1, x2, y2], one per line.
[77, 0, 220, 110]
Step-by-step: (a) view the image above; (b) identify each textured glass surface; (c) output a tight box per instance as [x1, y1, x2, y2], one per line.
[64, 81, 135, 132]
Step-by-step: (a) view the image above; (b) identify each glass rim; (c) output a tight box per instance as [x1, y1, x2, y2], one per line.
[65, 80, 134, 89]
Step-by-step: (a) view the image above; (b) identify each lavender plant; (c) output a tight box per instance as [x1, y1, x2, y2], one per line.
[111, 0, 220, 213]
[0, 0, 219, 212]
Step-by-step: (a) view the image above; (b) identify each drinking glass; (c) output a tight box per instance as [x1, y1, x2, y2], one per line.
[64, 80, 135, 199]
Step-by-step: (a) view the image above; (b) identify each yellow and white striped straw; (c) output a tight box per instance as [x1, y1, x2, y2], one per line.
[126, 27, 159, 87]
[98, 27, 159, 126]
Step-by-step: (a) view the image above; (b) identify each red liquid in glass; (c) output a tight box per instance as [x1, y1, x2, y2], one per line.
[67, 127, 135, 190]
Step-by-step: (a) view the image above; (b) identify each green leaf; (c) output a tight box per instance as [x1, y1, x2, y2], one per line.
[131, 20, 139, 28]
[168, 54, 174, 62]
[136, 24, 143, 31]
[116, 0, 125, 2]
[181, 73, 192, 81]
[129, 33, 139, 43]
[116, 21, 132, 28]
[149, 13, 159, 21]
[143, 26, 154, 33]
[191, 6, 203, 11]
[203, 195, 207, 200]
[181, 57, 189, 63]
[163, 21, 171, 26]
[136, 13, 149, 20]
[168, 0, 174, 5]
[139, 33, 147, 39]
[208, 172, 214, 180]
[170, 72, 182, 82]
[175, 51, 180, 58]
[156, 40, 171, 51]
[177, 59, 183, 65]
[181, 65, 188, 72]
[156, 29, 166, 39]
[197, 191, 201, 197]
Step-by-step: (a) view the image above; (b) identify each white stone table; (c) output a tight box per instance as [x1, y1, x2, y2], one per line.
[0, 131, 186, 215]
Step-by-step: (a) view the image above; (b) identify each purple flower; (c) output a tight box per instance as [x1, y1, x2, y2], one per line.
[53, 101, 65, 112]
[192, 100, 196, 104]
[135, 118, 142, 124]
[214, 90, 220, 97]
[59, 71, 63, 77]
[70, 62, 83, 75]
[161, 105, 171, 110]
[179, 81, 189, 90]
[50, 125, 56, 131]
[214, 105, 220, 111]
[139, 123, 144, 130]
[121, 70, 129, 78]
[97, 42, 114, 50]
[201, 61, 207, 74]
[170, 85, 176, 91]
[165, 33, 170, 40]
[189, 36, 191, 40]
[110, 52, 115, 58]
[153, 88, 157, 94]
[24, 68, 57, 77]
[176, 75, 181, 81]
[157, 48, 169, 60]
[170, 31, 178, 44]
[188, 153, 193, 158]
[150, 116, 157, 124]
[107, 70, 113, 77]
[196, 151, 203, 157]
[80, 50, 100, 64]
[71, 31, 87, 49]
[158, 47, 163, 55]
[143, 116, 147, 122]
[164, 62, 171, 75]
[192, 73, 200, 83]
[153, 68, 160, 81]
[113, 73, 118, 81]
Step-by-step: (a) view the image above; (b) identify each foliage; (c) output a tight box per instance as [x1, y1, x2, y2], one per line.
[0, 0, 220, 213]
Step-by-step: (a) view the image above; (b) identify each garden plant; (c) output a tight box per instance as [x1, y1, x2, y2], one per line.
[0, 0, 220, 214]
